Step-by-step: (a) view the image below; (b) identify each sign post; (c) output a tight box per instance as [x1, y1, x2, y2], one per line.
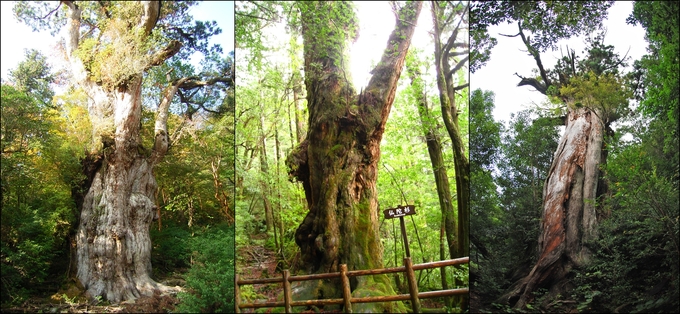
[383, 205, 416, 257]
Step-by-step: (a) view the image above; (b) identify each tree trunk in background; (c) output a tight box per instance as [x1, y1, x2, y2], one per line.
[500, 106, 606, 308]
[406, 56, 458, 259]
[286, 2, 422, 312]
[431, 2, 470, 260]
[293, 74, 306, 145]
[258, 106, 274, 232]
[431, 3, 470, 310]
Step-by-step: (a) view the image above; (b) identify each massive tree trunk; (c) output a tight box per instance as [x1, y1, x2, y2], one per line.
[62, 1, 172, 303]
[61, 1, 231, 303]
[286, 2, 422, 312]
[500, 105, 606, 308]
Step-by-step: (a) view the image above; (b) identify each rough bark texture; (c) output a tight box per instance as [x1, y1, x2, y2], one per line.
[500, 105, 606, 309]
[61, 1, 231, 303]
[495, 20, 621, 309]
[286, 2, 422, 312]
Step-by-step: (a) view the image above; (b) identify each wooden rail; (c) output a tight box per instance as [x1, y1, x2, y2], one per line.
[235, 256, 469, 313]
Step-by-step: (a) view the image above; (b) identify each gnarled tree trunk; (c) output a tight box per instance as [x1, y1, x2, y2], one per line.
[61, 1, 231, 303]
[286, 2, 422, 312]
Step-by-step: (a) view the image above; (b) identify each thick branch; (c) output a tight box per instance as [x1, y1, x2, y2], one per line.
[147, 40, 183, 68]
[363, 0, 423, 135]
[140, 1, 161, 37]
[446, 55, 469, 78]
[517, 22, 552, 89]
[151, 77, 190, 165]
[150, 73, 232, 164]
[453, 83, 469, 91]
[447, 50, 469, 58]
[62, 1, 81, 58]
[62, 1, 89, 84]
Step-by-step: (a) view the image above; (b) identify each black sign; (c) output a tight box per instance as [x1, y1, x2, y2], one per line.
[383, 205, 416, 219]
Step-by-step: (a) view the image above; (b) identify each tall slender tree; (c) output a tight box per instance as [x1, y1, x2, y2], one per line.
[430, 0, 470, 262]
[405, 49, 458, 308]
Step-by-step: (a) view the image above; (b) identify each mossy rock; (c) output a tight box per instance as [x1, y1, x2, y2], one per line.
[50, 278, 88, 305]
[287, 279, 342, 313]
[351, 286, 407, 313]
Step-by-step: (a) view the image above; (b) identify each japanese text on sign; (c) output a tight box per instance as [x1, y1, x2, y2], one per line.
[383, 205, 416, 219]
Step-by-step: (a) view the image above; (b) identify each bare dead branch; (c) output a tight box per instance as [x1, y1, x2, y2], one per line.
[499, 32, 521, 38]
[515, 73, 548, 95]
[517, 22, 552, 90]
[446, 55, 469, 78]
[41, 2, 62, 19]
[453, 83, 469, 91]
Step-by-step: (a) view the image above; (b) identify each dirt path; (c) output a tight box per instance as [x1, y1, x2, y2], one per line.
[237, 232, 281, 313]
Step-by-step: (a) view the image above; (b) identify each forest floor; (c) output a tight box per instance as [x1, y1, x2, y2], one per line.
[1, 270, 187, 313]
[237, 233, 289, 313]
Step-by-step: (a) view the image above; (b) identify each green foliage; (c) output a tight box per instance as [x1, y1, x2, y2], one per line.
[235, 1, 290, 71]
[470, 89, 501, 172]
[628, 1, 679, 126]
[176, 224, 235, 313]
[559, 70, 632, 122]
[1, 52, 80, 306]
[150, 223, 191, 275]
[8, 49, 55, 106]
[471, 1, 613, 54]
[471, 107, 560, 301]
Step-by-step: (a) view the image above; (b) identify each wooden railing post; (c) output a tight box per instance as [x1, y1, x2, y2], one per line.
[235, 273, 241, 313]
[340, 264, 353, 313]
[238, 257, 468, 312]
[404, 257, 421, 313]
[283, 269, 292, 314]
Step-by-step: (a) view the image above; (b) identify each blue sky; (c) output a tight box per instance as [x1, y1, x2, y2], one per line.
[0, 1, 234, 82]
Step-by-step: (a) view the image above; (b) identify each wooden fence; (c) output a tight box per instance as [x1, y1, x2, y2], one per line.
[235, 256, 469, 313]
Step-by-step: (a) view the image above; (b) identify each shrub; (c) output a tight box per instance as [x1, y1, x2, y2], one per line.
[176, 224, 235, 313]
[150, 223, 191, 276]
